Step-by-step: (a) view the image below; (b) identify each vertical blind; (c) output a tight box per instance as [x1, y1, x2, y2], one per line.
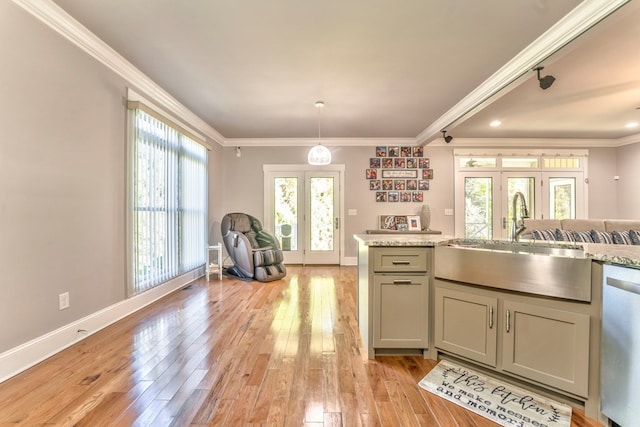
[129, 105, 207, 296]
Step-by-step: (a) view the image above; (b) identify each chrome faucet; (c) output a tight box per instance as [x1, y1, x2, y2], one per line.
[511, 191, 530, 242]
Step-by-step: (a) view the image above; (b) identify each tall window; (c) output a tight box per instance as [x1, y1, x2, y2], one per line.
[128, 104, 207, 295]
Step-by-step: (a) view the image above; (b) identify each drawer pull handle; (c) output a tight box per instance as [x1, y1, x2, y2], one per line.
[393, 280, 412, 285]
[391, 260, 411, 265]
[505, 309, 511, 333]
[489, 307, 494, 329]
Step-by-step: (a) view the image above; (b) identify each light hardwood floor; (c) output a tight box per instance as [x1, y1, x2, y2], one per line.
[0, 266, 602, 426]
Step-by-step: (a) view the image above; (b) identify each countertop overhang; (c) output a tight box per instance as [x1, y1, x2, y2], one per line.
[354, 233, 640, 269]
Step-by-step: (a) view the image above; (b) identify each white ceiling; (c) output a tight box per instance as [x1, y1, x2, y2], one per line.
[47, 0, 640, 145]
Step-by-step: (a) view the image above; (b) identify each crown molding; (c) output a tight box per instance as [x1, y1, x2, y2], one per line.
[223, 137, 417, 147]
[11, 0, 226, 145]
[427, 137, 624, 148]
[415, 0, 631, 146]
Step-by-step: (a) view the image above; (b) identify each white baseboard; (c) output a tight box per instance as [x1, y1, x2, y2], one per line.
[0, 269, 202, 384]
[341, 256, 357, 266]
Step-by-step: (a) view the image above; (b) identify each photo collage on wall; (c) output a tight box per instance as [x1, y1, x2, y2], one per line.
[366, 146, 434, 202]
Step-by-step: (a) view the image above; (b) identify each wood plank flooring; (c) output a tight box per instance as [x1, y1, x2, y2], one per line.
[0, 266, 603, 426]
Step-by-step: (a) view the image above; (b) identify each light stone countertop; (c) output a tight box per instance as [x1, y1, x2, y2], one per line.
[354, 233, 640, 269]
[353, 233, 453, 247]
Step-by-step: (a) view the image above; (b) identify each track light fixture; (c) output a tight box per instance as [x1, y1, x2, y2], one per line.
[442, 130, 453, 143]
[534, 66, 555, 90]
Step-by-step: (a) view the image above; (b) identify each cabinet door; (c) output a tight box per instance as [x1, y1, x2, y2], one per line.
[373, 274, 428, 348]
[434, 284, 498, 366]
[502, 300, 590, 397]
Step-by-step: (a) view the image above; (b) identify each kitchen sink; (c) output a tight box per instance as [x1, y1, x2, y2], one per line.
[449, 240, 586, 258]
[435, 241, 592, 302]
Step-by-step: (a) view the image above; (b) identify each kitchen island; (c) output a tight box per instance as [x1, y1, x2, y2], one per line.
[354, 233, 640, 424]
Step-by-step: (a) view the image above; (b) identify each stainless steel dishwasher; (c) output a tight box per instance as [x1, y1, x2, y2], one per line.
[601, 264, 640, 427]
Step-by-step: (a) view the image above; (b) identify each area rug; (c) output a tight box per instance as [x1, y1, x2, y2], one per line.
[418, 359, 571, 427]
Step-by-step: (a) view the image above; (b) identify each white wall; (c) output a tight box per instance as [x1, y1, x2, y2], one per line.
[0, 3, 223, 355]
[587, 147, 619, 219]
[220, 143, 457, 259]
[617, 142, 640, 218]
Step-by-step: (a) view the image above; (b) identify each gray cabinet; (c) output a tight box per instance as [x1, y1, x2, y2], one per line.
[502, 300, 589, 397]
[434, 286, 497, 366]
[354, 246, 430, 358]
[373, 274, 428, 348]
[434, 279, 590, 397]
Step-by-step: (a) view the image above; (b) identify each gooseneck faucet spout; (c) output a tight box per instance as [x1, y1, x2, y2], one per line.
[512, 191, 530, 242]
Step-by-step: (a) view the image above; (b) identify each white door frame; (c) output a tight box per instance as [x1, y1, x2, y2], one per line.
[263, 164, 345, 265]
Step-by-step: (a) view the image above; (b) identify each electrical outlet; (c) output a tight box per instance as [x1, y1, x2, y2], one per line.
[348, 209, 357, 216]
[444, 208, 454, 216]
[59, 292, 70, 310]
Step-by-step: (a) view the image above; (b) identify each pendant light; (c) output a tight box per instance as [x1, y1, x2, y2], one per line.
[308, 101, 331, 165]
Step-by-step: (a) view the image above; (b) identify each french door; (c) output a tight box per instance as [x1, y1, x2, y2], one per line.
[264, 166, 342, 264]
[456, 171, 584, 239]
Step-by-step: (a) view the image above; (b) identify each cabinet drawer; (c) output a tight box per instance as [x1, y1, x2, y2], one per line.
[372, 247, 427, 272]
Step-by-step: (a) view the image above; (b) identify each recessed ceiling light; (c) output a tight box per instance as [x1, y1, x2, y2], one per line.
[625, 121, 639, 129]
[489, 120, 502, 127]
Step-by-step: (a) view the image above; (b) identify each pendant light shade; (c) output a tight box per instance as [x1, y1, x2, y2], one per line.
[308, 144, 332, 165]
[308, 101, 331, 165]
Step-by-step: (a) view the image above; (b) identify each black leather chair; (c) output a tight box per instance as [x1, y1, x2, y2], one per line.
[221, 213, 286, 282]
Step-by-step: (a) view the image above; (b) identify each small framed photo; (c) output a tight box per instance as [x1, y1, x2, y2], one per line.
[388, 146, 400, 157]
[388, 191, 399, 202]
[394, 158, 406, 168]
[413, 147, 424, 157]
[407, 215, 421, 231]
[412, 191, 424, 202]
[380, 214, 397, 230]
[376, 146, 387, 157]
[400, 146, 413, 157]
[395, 215, 408, 231]
[382, 158, 394, 168]
[418, 179, 430, 190]
[406, 158, 417, 169]
[419, 158, 430, 169]
[366, 169, 377, 179]
[406, 179, 417, 190]
[370, 180, 381, 190]
[400, 192, 412, 202]
[423, 169, 434, 179]
[376, 192, 387, 202]
[382, 179, 393, 190]
[394, 179, 405, 190]
[370, 158, 381, 169]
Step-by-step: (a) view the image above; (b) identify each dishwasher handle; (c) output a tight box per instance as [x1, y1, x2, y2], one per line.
[607, 277, 640, 295]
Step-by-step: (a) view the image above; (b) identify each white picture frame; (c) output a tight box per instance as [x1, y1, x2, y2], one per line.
[407, 215, 421, 231]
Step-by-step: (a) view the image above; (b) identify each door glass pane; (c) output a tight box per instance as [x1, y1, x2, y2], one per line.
[310, 177, 334, 251]
[464, 177, 493, 239]
[503, 158, 539, 168]
[507, 177, 535, 238]
[459, 157, 497, 168]
[274, 177, 298, 251]
[544, 158, 580, 168]
[549, 177, 576, 219]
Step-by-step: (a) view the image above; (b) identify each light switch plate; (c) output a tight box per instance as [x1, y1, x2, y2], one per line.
[444, 208, 454, 216]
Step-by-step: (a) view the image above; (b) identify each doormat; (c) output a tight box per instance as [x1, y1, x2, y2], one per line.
[418, 359, 572, 427]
